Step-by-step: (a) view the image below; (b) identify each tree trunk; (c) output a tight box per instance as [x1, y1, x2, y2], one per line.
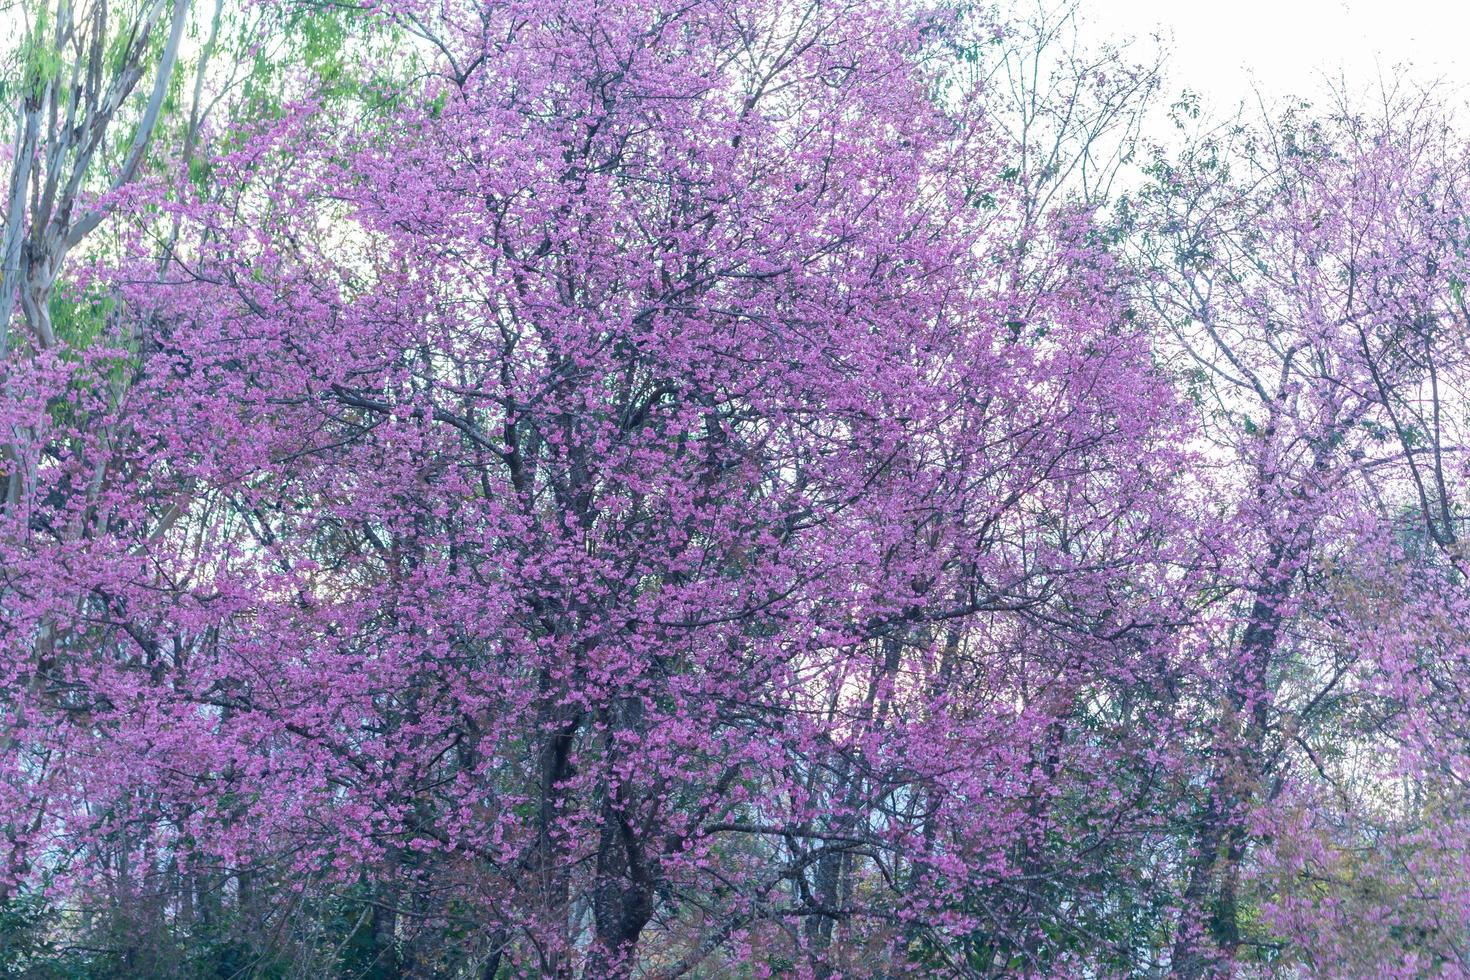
[587, 795, 654, 979]
[1170, 538, 1296, 978]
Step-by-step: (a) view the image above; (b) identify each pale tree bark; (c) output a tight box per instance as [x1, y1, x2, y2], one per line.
[0, 0, 192, 907]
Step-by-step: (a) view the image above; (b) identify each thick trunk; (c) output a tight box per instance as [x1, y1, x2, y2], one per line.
[1171, 539, 1295, 978]
[368, 898, 402, 980]
[587, 797, 654, 979]
[480, 928, 508, 980]
[587, 697, 654, 978]
[536, 712, 580, 977]
[806, 849, 845, 979]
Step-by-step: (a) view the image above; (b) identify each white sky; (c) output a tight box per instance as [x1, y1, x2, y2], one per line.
[1087, 0, 1470, 110]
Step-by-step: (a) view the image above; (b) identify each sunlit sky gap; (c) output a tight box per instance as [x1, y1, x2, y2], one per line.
[1091, 0, 1469, 112]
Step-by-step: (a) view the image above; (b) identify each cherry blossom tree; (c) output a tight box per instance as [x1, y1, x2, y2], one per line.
[4, 1, 1470, 977]
[1134, 82, 1470, 976]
